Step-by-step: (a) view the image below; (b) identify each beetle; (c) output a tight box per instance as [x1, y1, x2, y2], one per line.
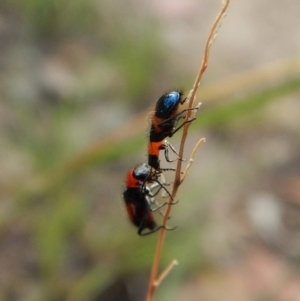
[148, 91, 199, 170]
[123, 164, 176, 236]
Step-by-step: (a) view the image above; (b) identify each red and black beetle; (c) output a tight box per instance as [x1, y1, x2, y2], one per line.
[123, 164, 176, 236]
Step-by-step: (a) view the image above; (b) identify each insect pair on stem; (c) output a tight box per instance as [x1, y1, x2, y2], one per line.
[123, 90, 199, 235]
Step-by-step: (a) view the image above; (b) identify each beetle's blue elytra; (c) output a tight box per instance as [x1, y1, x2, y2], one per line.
[162, 91, 181, 110]
[155, 91, 183, 118]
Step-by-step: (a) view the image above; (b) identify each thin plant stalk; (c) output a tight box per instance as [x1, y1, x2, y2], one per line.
[145, 1, 230, 301]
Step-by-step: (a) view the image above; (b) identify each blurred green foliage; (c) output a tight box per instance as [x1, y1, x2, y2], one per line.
[14, 0, 97, 37]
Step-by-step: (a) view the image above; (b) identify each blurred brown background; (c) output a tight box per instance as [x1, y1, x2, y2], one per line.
[0, 0, 300, 300]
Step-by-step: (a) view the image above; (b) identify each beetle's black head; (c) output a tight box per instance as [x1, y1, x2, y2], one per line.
[133, 163, 151, 181]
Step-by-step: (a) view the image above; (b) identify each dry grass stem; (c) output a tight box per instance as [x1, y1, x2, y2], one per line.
[154, 260, 179, 287]
[181, 138, 206, 183]
[146, 1, 230, 300]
